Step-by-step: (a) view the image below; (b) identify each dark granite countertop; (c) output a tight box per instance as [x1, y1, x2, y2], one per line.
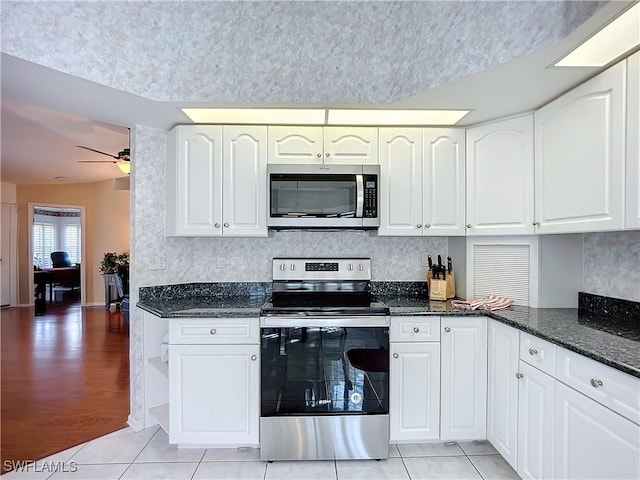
[137, 282, 640, 378]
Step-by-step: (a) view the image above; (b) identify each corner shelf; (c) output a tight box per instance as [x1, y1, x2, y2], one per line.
[149, 403, 170, 435]
[148, 355, 169, 378]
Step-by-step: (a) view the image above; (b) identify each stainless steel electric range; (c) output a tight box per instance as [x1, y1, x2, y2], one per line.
[259, 258, 390, 461]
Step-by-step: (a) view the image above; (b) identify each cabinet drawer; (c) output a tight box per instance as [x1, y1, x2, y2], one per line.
[519, 332, 556, 375]
[555, 347, 640, 425]
[169, 317, 259, 345]
[390, 316, 440, 342]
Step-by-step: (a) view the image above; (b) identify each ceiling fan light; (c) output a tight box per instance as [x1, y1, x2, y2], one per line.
[117, 161, 130, 175]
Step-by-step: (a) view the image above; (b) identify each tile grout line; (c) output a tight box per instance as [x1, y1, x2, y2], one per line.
[116, 426, 161, 480]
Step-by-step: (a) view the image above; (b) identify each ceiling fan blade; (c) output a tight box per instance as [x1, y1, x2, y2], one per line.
[76, 145, 119, 159]
[78, 160, 117, 164]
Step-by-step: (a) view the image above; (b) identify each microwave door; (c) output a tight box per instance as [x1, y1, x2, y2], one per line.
[355, 174, 364, 218]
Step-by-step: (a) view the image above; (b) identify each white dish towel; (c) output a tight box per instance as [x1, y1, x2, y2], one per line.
[450, 294, 514, 311]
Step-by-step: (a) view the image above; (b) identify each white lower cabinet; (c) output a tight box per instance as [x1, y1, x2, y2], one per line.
[553, 381, 640, 480]
[440, 316, 487, 440]
[486, 319, 519, 468]
[517, 361, 555, 480]
[169, 343, 260, 446]
[389, 342, 441, 442]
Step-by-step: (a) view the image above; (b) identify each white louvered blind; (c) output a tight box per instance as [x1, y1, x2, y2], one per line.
[65, 224, 82, 264]
[472, 244, 531, 306]
[34, 222, 56, 268]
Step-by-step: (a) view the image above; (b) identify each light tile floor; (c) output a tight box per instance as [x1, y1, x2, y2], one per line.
[2, 426, 520, 480]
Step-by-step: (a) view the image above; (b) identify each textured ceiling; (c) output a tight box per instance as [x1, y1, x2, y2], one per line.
[0, 0, 606, 104]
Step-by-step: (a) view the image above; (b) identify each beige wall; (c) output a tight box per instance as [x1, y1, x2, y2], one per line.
[1, 182, 17, 204]
[16, 180, 129, 305]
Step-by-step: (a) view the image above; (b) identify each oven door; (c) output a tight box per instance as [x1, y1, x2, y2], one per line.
[267, 164, 370, 229]
[260, 316, 389, 460]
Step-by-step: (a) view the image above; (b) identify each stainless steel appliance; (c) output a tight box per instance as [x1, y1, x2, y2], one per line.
[267, 164, 380, 229]
[260, 258, 390, 461]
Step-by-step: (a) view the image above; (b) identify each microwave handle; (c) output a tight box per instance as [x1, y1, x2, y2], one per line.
[356, 174, 364, 218]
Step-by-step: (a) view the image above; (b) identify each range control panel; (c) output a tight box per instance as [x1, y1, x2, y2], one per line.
[272, 258, 371, 281]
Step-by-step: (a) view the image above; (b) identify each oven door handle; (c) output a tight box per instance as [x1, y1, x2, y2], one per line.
[260, 316, 389, 328]
[355, 174, 364, 218]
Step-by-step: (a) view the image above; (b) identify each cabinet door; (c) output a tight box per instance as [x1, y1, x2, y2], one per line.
[166, 126, 223, 236]
[378, 128, 423, 236]
[267, 126, 323, 164]
[535, 62, 626, 234]
[423, 129, 466, 236]
[222, 126, 268, 237]
[626, 51, 640, 229]
[517, 361, 555, 480]
[440, 316, 487, 440]
[169, 344, 260, 446]
[323, 127, 378, 164]
[553, 381, 639, 480]
[486, 319, 519, 468]
[466, 115, 534, 235]
[390, 342, 440, 442]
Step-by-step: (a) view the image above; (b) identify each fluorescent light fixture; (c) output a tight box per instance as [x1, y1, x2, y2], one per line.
[117, 161, 130, 175]
[555, 3, 640, 67]
[181, 108, 326, 125]
[327, 109, 470, 126]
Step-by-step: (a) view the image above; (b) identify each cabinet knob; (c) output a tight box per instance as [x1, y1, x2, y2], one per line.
[590, 378, 603, 388]
[424, 223, 431, 228]
[416, 224, 422, 229]
[251, 355, 257, 361]
[325, 153, 330, 157]
[413, 327, 420, 333]
[516, 372, 524, 379]
[210, 328, 217, 335]
[214, 223, 220, 228]
[393, 353, 399, 359]
[466, 224, 472, 229]
[223, 222, 229, 228]
[528, 348, 538, 356]
[444, 326, 451, 333]
[532, 220, 540, 226]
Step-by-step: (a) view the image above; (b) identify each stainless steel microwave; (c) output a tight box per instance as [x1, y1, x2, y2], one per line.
[267, 164, 380, 229]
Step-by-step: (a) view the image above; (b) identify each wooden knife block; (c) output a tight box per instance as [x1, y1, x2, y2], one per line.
[428, 270, 456, 300]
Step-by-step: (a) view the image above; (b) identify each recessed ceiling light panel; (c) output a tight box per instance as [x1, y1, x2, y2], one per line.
[181, 108, 326, 125]
[326, 109, 470, 126]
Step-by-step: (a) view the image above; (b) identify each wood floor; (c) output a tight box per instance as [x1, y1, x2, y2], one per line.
[1, 298, 129, 468]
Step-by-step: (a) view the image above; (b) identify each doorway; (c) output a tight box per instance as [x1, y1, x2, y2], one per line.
[1, 203, 18, 307]
[28, 203, 86, 306]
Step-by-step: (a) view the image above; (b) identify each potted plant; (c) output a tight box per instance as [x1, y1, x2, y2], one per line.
[100, 251, 130, 274]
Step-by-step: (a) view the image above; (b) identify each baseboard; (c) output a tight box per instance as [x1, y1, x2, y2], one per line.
[82, 302, 106, 307]
[127, 414, 145, 432]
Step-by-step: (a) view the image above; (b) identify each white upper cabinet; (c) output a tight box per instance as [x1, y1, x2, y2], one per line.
[267, 126, 323, 164]
[626, 51, 640, 230]
[222, 126, 268, 237]
[166, 125, 267, 237]
[466, 115, 534, 235]
[166, 126, 223, 236]
[324, 127, 378, 164]
[423, 129, 466, 236]
[267, 126, 378, 164]
[534, 62, 626, 234]
[379, 128, 424, 236]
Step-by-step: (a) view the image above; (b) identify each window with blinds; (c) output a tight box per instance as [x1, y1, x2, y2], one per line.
[65, 224, 82, 264]
[472, 244, 531, 306]
[33, 222, 56, 268]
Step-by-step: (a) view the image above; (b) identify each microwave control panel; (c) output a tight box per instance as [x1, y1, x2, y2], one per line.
[364, 175, 377, 218]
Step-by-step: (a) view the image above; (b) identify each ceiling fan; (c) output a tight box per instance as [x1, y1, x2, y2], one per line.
[76, 145, 130, 174]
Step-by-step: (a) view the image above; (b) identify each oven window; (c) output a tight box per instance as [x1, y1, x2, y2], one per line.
[261, 327, 389, 416]
[270, 174, 356, 217]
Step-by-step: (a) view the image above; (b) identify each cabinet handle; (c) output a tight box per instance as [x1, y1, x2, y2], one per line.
[516, 372, 524, 379]
[466, 224, 472, 229]
[325, 153, 330, 157]
[590, 378, 603, 388]
[416, 224, 422, 229]
[413, 327, 420, 333]
[251, 355, 257, 361]
[317, 153, 322, 158]
[444, 327, 451, 333]
[393, 353, 399, 359]
[223, 222, 229, 228]
[214, 223, 220, 228]
[528, 348, 538, 356]
[210, 328, 217, 335]
[424, 223, 431, 228]
[532, 220, 540, 226]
